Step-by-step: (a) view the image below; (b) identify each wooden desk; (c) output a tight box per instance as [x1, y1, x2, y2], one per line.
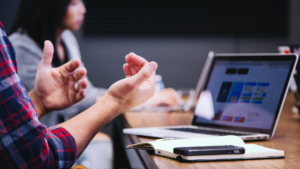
[123, 93, 300, 169]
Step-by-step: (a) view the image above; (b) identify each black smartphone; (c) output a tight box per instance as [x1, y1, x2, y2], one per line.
[173, 145, 245, 156]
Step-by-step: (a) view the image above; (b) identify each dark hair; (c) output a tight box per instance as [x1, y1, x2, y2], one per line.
[9, 0, 71, 67]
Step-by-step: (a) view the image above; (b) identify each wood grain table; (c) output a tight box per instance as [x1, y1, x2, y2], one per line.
[123, 93, 300, 169]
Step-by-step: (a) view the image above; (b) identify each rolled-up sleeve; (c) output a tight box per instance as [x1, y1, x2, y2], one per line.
[44, 127, 77, 168]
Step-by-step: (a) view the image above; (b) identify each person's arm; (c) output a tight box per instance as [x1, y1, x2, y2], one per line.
[58, 53, 158, 156]
[0, 23, 78, 168]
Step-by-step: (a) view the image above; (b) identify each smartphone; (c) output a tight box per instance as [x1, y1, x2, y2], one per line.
[173, 145, 245, 156]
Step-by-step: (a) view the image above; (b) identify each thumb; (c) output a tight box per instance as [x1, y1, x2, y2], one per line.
[129, 62, 158, 87]
[40, 40, 54, 68]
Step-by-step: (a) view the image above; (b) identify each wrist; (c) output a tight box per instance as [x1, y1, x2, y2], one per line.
[101, 93, 127, 115]
[29, 89, 47, 119]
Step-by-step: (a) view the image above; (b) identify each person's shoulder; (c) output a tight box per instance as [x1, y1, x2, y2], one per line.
[9, 31, 31, 44]
[9, 31, 41, 53]
[62, 30, 77, 43]
[62, 29, 81, 59]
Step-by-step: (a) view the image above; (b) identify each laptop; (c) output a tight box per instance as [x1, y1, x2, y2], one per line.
[123, 52, 298, 140]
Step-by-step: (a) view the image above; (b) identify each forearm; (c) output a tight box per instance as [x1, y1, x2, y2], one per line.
[58, 95, 123, 157]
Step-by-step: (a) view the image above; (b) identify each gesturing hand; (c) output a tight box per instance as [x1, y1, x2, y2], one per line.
[29, 41, 88, 118]
[105, 53, 158, 112]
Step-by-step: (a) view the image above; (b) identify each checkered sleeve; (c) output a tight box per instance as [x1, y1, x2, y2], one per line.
[0, 22, 77, 169]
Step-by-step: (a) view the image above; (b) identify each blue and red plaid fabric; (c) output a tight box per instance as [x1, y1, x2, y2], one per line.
[0, 22, 77, 169]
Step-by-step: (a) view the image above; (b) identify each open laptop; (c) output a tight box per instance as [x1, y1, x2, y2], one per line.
[123, 52, 298, 140]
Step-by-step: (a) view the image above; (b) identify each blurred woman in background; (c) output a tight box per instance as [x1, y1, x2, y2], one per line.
[9, 0, 179, 168]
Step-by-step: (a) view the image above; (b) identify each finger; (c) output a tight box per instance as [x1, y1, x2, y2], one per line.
[75, 89, 86, 102]
[126, 53, 149, 76]
[130, 65, 144, 76]
[123, 64, 132, 77]
[135, 65, 143, 72]
[40, 40, 54, 68]
[60, 58, 82, 77]
[130, 66, 138, 76]
[128, 61, 157, 88]
[72, 67, 87, 82]
[125, 52, 148, 67]
[76, 78, 88, 91]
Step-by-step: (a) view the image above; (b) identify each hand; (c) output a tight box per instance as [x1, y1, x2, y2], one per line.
[29, 41, 88, 118]
[105, 53, 158, 112]
[142, 88, 180, 107]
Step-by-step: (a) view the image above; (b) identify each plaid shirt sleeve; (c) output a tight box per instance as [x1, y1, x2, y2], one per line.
[0, 22, 77, 169]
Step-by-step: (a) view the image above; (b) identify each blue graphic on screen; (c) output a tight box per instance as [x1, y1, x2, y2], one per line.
[251, 83, 269, 104]
[216, 82, 232, 102]
[241, 82, 256, 103]
[227, 82, 244, 103]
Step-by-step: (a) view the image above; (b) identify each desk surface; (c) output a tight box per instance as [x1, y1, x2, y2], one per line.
[124, 93, 300, 169]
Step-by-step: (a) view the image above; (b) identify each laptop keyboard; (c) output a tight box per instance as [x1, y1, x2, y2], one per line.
[166, 127, 251, 136]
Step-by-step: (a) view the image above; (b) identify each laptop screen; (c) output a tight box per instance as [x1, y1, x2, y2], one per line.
[192, 55, 297, 134]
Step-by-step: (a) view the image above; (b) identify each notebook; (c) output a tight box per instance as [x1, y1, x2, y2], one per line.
[123, 52, 299, 140]
[127, 136, 284, 162]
